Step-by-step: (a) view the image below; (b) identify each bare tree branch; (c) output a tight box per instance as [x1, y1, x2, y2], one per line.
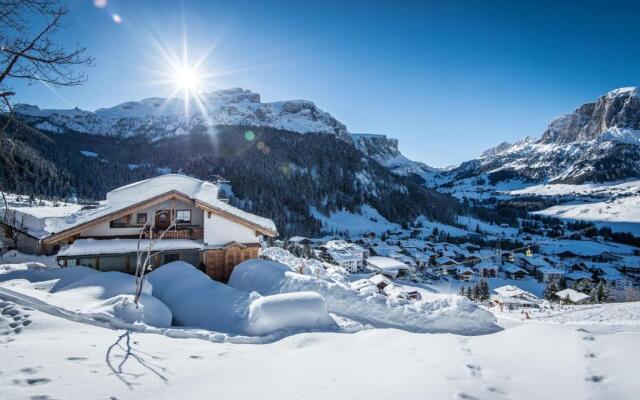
[0, 0, 94, 115]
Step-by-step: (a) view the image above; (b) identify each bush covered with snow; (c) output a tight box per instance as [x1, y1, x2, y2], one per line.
[53, 271, 172, 328]
[246, 292, 336, 336]
[0, 267, 172, 328]
[147, 261, 338, 335]
[229, 259, 499, 335]
[0, 265, 99, 291]
[261, 247, 349, 285]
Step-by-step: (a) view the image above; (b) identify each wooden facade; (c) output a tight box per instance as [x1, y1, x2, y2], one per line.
[204, 243, 260, 282]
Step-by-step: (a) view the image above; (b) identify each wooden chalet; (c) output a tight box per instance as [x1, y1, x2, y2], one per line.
[11, 175, 277, 282]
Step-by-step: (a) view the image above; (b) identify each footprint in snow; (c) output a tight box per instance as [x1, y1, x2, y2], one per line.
[21, 367, 38, 375]
[585, 352, 597, 358]
[66, 357, 88, 362]
[582, 335, 595, 341]
[586, 375, 605, 383]
[12, 378, 51, 386]
[455, 392, 480, 400]
[466, 364, 482, 378]
[487, 386, 507, 396]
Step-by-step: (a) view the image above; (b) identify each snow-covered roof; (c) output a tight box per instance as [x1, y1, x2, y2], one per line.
[502, 264, 525, 274]
[288, 236, 309, 243]
[538, 267, 565, 275]
[366, 256, 410, 271]
[42, 175, 277, 239]
[327, 249, 358, 263]
[326, 240, 366, 253]
[474, 261, 498, 270]
[565, 271, 592, 281]
[371, 245, 402, 256]
[520, 256, 550, 267]
[57, 238, 204, 257]
[556, 289, 590, 303]
[368, 273, 393, 287]
[493, 285, 538, 300]
[435, 256, 456, 265]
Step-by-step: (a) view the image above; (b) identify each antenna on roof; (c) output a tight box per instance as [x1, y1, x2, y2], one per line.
[210, 174, 230, 185]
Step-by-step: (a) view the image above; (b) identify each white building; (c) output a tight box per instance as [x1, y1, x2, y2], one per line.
[366, 256, 412, 279]
[493, 285, 539, 308]
[555, 288, 590, 305]
[325, 240, 367, 269]
[2, 175, 277, 282]
[326, 248, 359, 273]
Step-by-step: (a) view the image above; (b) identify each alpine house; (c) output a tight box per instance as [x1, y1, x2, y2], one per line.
[6, 175, 277, 282]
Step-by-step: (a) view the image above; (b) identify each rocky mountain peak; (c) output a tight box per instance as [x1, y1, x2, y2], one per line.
[14, 88, 349, 139]
[541, 87, 640, 144]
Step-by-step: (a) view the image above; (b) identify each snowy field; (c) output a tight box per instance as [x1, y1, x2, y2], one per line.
[1, 301, 639, 400]
[533, 195, 640, 234]
[1, 257, 640, 399]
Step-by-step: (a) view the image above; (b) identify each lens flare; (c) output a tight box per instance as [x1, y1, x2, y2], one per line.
[244, 130, 255, 141]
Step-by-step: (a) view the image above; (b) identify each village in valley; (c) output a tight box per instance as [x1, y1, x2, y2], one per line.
[267, 217, 640, 310]
[3, 174, 638, 319]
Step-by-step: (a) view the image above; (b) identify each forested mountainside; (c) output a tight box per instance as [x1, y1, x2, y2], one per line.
[0, 116, 457, 236]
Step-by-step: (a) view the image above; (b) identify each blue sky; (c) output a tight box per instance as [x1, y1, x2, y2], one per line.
[11, 0, 640, 167]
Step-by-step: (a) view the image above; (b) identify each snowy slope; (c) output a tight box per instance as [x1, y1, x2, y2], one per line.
[534, 195, 640, 234]
[1, 300, 639, 400]
[15, 88, 349, 140]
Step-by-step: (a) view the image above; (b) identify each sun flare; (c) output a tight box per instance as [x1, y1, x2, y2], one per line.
[173, 65, 201, 92]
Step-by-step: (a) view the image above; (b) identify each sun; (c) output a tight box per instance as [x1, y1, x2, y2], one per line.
[173, 65, 201, 93]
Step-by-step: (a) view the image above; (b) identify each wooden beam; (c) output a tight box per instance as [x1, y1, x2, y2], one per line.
[43, 191, 197, 245]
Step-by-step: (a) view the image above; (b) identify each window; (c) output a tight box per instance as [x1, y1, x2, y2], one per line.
[136, 213, 147, 225]
[110, 215, 130, 228]
[176, 210, 191, 223]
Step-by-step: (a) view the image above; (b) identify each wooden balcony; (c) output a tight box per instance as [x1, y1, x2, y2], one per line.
[143, 226, 203, 240]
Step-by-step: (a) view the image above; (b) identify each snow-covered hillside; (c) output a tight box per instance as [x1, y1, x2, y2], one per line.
[534, 195, 640, 234]
[15, 88, 349, 139]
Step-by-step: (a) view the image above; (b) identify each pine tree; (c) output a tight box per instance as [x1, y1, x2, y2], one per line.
[545, 280, 559, 301]
[465, 286, 473, 300]
[473, 284, 481, 301]
[480, 279, 490, 301]
[596, 281, 608, 303]
[459, 286, 465, 297]
[558, 277, 567, 290]
[589, 285, 599, 304]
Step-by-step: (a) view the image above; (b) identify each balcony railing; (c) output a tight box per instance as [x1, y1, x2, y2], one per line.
[143, 226, 203, 240]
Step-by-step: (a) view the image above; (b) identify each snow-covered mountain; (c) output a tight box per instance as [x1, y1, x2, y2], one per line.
[351, 133, 435, 180]
[437, 87, 640, 187]
[15, 88, 349, 140]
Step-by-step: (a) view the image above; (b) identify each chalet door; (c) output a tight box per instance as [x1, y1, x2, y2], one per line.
[155, 210, 171, 229]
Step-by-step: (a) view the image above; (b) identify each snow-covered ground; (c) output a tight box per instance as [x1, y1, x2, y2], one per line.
[310, 205, 401, 235]
[1, 256, 639, 399]
[1, 300, 639, 400]
[533, 195, 640, 234]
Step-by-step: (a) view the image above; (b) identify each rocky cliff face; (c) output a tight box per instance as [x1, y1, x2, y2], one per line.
[541, 87, 640, 144]
[351, 133, 435, 181]
[437, 87, 640, 186]
[14, 88, 350, 140]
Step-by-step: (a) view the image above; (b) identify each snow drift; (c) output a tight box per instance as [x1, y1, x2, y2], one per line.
[0, 267, 172, 327]
[229, 259, 499, 335]
[246, 292, 335, 336]
[147, 261, 338, 335]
